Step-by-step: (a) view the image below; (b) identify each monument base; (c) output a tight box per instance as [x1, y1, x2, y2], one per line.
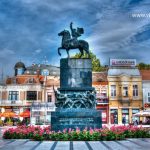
[51, 108, 102, 131]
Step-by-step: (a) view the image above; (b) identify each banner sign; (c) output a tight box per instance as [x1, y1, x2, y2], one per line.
[110, 59, 136, 67]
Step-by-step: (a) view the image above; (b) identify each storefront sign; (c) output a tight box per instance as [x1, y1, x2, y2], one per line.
[31, 102, 56, 112]
[144, 103, 150, 108]
[110, 59, 136, 67]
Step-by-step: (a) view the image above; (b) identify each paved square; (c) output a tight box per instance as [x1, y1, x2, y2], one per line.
[0, 138, 150, 150]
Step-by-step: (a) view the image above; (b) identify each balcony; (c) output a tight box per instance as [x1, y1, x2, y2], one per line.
[31, 102, 56, 111]
[0, 100, 26, 106]
[96, 95, 109, 104]
[118, 96, 131, 106]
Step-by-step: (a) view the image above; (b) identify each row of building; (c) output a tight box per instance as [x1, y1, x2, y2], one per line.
[0, 59, 150, 125]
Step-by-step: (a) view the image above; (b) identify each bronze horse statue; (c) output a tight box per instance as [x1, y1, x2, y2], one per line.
[58, 30, 90, 58]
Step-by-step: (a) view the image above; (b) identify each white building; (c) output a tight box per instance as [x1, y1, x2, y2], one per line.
[140, 70, 150, 110]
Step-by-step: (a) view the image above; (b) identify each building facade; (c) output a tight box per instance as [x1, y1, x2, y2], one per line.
[1, 60, 149, 125]
[108, 59, 143, 125]
[0, 61, 59, 125]
[140, 70, 150, 111]
[0, 75, 43, 114]
[92, 72, 109, 124]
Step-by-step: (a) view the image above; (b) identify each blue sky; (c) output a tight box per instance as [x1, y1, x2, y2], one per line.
[0, 0, 150, 76]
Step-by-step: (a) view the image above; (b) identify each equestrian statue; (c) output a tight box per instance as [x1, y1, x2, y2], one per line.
[58, 22, 90, 58]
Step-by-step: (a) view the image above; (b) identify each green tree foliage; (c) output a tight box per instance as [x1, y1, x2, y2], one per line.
[73, 51, 106, 72]
[137, 62, 150, 70]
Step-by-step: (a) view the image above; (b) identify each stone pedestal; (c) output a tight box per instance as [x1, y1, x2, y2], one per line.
[51, 58, 102, 131]
[51, 108, 101, 131]
[59, 58, 94, 92]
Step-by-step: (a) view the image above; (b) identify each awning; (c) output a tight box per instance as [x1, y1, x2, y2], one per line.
[133, 110, 150, 117]
[19, 110, 30, 118]
[1, 111, 17, 117]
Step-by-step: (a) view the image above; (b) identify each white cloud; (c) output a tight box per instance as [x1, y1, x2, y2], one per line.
[0, 49, 15, 58]
[35, 49, 42, 53]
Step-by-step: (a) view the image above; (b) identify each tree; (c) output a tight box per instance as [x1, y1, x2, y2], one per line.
[73, 51, 106, 72]
[137, 62, 150, 70]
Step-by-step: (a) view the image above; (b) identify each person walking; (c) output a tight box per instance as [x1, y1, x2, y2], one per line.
[134, 119, 138, 126]
[122, 117, 126, 126]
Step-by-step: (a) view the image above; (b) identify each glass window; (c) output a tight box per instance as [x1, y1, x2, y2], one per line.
[148, 92, 150, 102]
[47, 111, 51, 115]
[27, 78, 36, 84]
[132, 109, 139, 114]
[9, 91, 18, 100]
[123, 86, 128, 96]
[110, 109, 118, 124]
[132, 109, 139, 123]
[111, 85, 116, 97]
[27, 91, 37, 100]
[47, 95, 52, 102]
[122, 109, 129, 124]
[41, 69, 49, 76]
[122, 109, 129, 113]
[96, 87, 100, 94]
[133, 85, 138, 97]
[17, 68, 24, 75]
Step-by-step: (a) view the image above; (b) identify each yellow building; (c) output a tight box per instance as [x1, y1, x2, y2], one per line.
[108, 59, 143, 125]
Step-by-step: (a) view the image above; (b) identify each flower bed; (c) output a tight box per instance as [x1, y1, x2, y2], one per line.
[3, 125, 150, 141]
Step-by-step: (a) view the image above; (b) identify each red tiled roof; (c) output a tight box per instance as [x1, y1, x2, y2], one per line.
[140, 70, 150, 80]
[92, 72, 108, 82]
[92, 81, 108, 85]
[6, 75, 44, 84]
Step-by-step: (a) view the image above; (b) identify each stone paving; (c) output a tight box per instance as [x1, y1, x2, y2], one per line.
[0, 138, 150, 150]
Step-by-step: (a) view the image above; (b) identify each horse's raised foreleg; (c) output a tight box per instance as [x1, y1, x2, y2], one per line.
[58, 47, 62, 56]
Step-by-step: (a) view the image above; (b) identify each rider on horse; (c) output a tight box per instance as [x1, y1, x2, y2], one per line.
[70, 22, 84, 46]
[58, 22, 90, 58]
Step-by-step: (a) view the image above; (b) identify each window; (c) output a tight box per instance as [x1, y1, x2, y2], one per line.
[122, 109, 129, 124]
[96, 87, 100, 94]
[41, 69, 49, 76]
[100, 86, 107, 98]
[132, 109, 139, 114]
[132, 109, 139, 122]
[47, 95, 52, 102]
[9, 91, 18, 100]
[17, 68, 24, 75]
[110, 109, 118, 124]
[27, 78, 36, 84]
[111, 85, 116, 97]
[148, 92, 150, 103]
[122, 109, 129, 113]
[133, 85, 138, 97]
[27, 91, 37, 100]
[123, 86, 128, 96]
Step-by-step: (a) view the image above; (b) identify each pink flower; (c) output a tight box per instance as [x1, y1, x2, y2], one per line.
[76, 127, 80, 134]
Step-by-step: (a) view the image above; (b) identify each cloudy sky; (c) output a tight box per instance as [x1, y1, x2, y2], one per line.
[0, 0, 150, 76]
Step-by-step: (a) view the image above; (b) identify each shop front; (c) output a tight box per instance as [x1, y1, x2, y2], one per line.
[97, 106, 109, 124]
[122, 108, 129, 124]
[110, 109, 118, 124]
[31, 102, 55, 125]
[132, 109, 140, 123]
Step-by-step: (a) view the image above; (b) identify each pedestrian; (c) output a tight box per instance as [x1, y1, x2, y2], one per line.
[122, 117, 126, 126]
[134, 119, 138, 126]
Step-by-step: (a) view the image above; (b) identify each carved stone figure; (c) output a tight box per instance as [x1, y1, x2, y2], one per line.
[54, 88, 96, 109]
